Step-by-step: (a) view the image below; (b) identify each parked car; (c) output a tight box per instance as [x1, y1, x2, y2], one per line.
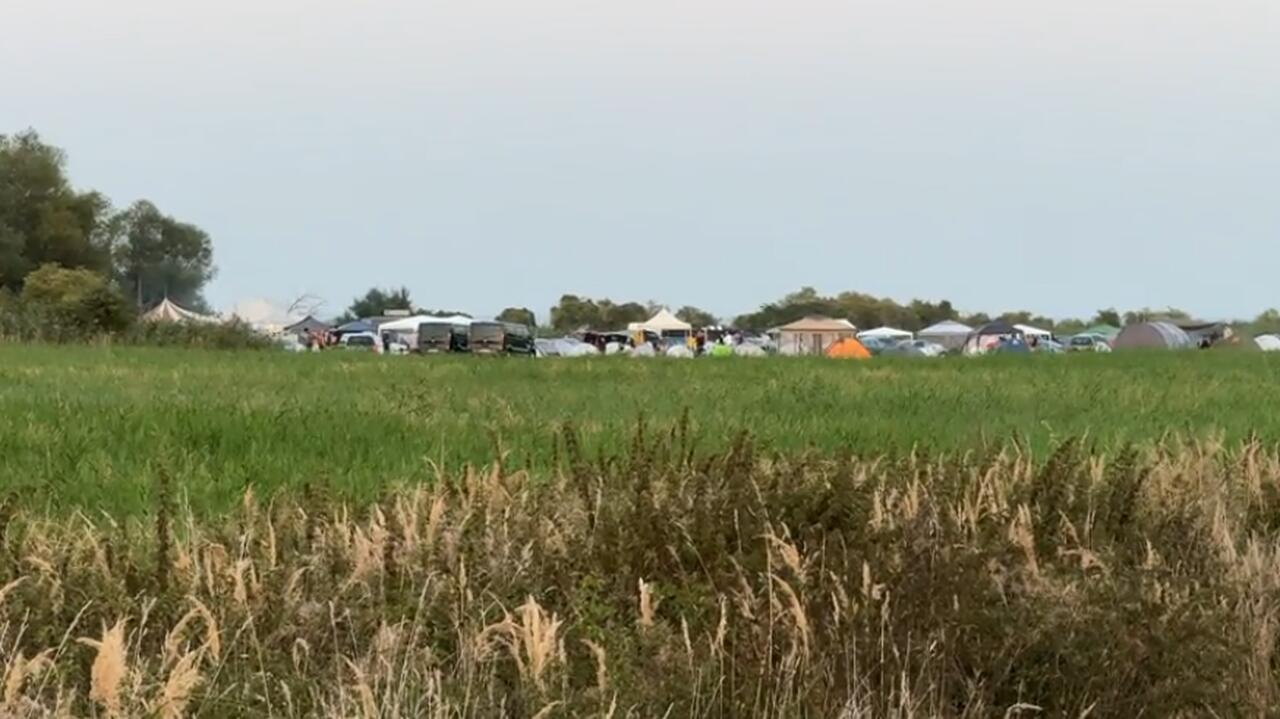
[340, 332, 381, 352]
[469, 321, 535, 356]
[1068, 334, 1112, 352]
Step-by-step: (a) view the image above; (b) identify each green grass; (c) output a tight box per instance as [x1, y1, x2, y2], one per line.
[3, 344, 1280, 514]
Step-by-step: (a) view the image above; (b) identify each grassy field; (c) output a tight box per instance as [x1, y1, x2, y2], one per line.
[3, 344, 1280, 514]
[4, 344, 1280, 715]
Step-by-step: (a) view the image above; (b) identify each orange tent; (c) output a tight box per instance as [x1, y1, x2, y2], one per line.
[825, 338, 871, 359]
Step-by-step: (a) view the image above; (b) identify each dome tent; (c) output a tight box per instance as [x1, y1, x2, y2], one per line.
[825, 337, 871, 359]
[1112, 322, 1193, 350]
[1256, 335, 1280, 352]
[963, 320, 1023, 355]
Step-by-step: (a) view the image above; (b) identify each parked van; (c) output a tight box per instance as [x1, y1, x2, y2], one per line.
[418, 321, 469, 354]
[469, 321, 535, 356]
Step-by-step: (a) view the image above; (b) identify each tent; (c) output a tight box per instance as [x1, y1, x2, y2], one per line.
[825, 337, 871, 359]
[628, 309, 693, 335]
[857, 326, 912, 341]
[964, 320, 1022, 355]
[1082, 324, 1121, 341]
[283, 315, 331, 335]
[335, 319, 376, 334]
[917, 320, 973, 351]
[1255, 335, 1280, 352]
[378, 314, 473, 334]
[709, 343, 734, 358]
[735, 342, 768, 357]
[775, 316, 857, 356]
[142, 298, 219, 324]
[666, 344, 694, 358]
[1112, 322, 1193, 350]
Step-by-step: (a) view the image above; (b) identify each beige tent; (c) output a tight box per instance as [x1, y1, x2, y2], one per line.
[775, 316, 857, 356]
[142, 298, 219, 324]
[628, 309, 693, 335]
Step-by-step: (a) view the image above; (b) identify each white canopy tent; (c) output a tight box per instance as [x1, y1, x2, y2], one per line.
[1014, 324, 1053, 339]
[916, 320, 973, 351]
[142, 298, 219, 324]
[857, 326, 913, 341]
[628, 308, 693, 334]
[378, 314, 473, 333]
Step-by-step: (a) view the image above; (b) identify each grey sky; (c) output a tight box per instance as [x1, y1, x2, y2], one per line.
[4, 0, 1278, 321]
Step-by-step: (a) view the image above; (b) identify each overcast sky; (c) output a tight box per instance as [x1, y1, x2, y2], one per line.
[3, 0, 1277, 321]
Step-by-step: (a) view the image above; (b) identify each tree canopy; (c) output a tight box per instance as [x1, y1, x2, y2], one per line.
[676, 306, 717, 328]
[496, 307, 537, 327]
[114, 200, 216, 311]
[341, 286, 414, 322]
[548, 295, 654, 332]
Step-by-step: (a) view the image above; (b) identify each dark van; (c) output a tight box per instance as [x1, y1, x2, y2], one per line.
[418, 322, 469, 354]
[469, 321, 535, 356]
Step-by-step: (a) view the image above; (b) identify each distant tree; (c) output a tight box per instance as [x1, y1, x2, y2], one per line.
[676, 306, 717, 328]
[600, 301, 649, 329]
[549, 295, 602, 332]
[1091, 308, 1122, 327]
[496, 307, 537, 327]
[341, 286, 413, 322]
[113, 200, 215, 310]
[1253, 309, 1280, 335]
[22, 263, 132, 333]
[1124, 307, 1190, 326]
[0, 130, 114, 291]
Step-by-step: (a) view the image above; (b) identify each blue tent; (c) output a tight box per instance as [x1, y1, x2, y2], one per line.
[336, 319, 375, 334]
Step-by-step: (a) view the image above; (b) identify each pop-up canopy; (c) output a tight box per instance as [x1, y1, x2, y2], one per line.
[628, 309, 693, 334]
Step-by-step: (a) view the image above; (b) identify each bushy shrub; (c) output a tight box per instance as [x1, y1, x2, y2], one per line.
[10, 263, 134, 339]
[122, 317, 274, 350]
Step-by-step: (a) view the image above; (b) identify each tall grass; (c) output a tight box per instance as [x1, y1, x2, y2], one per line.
[0, 434, 1278, 715]
[4, 345, 1280, 514]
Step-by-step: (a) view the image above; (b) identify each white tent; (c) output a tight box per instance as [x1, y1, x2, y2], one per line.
[1014, 324, 1053, 339]
[1256, 335, 1280, 352]
[628, 309, 692, 334]
[857, 326, 913, 341]
[917, 320, 973, 351]
[142, 298, 219, 324]
[378, 314, 473, 333]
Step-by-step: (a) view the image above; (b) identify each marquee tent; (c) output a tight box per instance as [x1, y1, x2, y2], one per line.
[775, 316, 857, 356]
[142, 299, 218, 324]
[917, 320, 973, 351]
[628, 309, 693, 335]
[1112, 322, 1193, 350]
[857, 326, 912, 341]
[825, 337, 871, 359]
[378, 314, 473, 333]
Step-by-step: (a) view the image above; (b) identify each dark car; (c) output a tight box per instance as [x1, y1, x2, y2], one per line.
[469, 321, 535, 356]
[418, 321, 469, 354]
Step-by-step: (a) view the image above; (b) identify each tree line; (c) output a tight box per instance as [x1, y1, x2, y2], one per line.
[343, 284, 1280, 339]
[0, 129, 215, 335]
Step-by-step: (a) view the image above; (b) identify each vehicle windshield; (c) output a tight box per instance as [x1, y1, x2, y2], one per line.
[346, 335, 374, 347]
[472, 324, 503, 341]
[1070, 336, 1093, 346]
[419, 324, 452, 340]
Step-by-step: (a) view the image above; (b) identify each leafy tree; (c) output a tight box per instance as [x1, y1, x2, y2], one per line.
[0, 130, 114, 290]
[549, 294, 601, 332]
[676, 306, 717, 328]
[114, 200, 215, 310]
[599, 301, 649, 329]
[496, 307, 537, 327]
[1092, 308, 1122, 327]
[1253, 309, 1280, 335]
[340, 286, 413, 322]
[21, 263, 132, 334]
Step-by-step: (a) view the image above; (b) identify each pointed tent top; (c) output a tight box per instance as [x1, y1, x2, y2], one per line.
[1014, 323, 1052, 338]
[142, 298, 219, 324]
[776, 316, 857, 333]
[918, 319, 973, 335]
[857, 326, 913, 340]
[629, 308, 693, 333]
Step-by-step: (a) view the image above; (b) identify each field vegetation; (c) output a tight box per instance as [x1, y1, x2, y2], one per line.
[2, 345, 1280, 515]
[4, 346, 1280, 715]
